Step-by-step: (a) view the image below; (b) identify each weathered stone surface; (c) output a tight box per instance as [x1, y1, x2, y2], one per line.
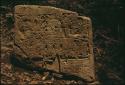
[14, 5, 95, 82]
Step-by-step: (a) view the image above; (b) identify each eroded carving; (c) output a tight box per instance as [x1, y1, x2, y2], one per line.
[14, 5, 95, 82]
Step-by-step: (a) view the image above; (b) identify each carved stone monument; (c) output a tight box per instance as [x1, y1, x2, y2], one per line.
[14, 5, 96, 82]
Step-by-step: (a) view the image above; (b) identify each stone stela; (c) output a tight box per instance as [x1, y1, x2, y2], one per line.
[14, 5, 96, 82]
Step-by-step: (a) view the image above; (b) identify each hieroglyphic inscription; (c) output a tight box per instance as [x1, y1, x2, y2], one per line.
[14, 5, 95, 82]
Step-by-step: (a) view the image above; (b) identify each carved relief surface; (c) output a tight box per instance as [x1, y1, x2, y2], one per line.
[14, 5, 95, 82]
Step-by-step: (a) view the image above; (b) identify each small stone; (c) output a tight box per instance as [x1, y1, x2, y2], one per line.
[43, 80, 53, 84]
[30, 80, 38, 84]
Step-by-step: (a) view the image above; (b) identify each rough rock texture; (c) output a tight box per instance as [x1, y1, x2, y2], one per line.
[14, 5, 96, 82]
[1, 5, 97, 84]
